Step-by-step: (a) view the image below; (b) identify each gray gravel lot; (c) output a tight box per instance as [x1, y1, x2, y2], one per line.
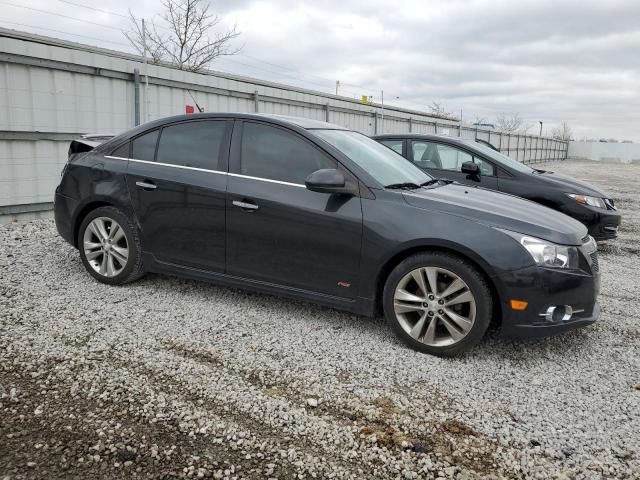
[1, 159, 639, 479]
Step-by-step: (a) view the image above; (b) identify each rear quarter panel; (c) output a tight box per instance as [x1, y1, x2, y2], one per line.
[57, 152, 132, 245]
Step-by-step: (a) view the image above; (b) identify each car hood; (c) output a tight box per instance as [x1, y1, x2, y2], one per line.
[533, 170, 609, 198]
[403, 183, 587, 245]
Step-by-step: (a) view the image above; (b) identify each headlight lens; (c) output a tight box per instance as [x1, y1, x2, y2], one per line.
[567, 193, 606, 209]
[499, 230, 580, 269]
[520, 236, 580, 268]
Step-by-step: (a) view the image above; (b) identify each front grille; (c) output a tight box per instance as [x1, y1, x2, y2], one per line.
[589, 251, 599, 273]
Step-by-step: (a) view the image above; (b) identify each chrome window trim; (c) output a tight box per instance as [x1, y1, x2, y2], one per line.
[105, 155, 306, 187]
[227, 173, 305, 188]
[105, 155, 226, 175]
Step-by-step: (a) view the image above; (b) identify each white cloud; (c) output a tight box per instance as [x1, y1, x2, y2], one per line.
[2, 0, 639, 140]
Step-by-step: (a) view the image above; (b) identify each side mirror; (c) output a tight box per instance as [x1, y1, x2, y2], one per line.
[305, 169, 353, 195]
[461, 161, 480, 176]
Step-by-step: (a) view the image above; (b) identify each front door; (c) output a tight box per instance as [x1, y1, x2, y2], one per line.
[409, 140, 499, 190]
[226, 120, 363, 299]
[124, 120, 232, 272]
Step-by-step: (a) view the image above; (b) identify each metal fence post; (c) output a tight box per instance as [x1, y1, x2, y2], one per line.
[325, 103, 330, 122]
[253, 90, 259, 113]
[133, 68, 140, 126]
[408, 117, 413, 133]
[374, 112, 379, 135]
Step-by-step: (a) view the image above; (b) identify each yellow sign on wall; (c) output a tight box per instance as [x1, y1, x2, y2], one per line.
[361, 95, 368, 105]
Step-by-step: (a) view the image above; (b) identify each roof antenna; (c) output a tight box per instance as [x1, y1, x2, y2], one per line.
[187, 90, 204, 113]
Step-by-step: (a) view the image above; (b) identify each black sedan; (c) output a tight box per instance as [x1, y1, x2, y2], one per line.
[373, 134, 621, 241]
[55, 114, 600, 356]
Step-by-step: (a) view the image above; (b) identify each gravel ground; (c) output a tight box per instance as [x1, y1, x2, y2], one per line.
[1, 159, 638, 480]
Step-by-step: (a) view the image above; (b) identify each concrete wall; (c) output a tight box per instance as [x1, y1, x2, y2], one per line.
[569, 141, 640, 164]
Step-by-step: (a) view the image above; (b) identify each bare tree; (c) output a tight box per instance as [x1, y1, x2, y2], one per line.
[495, 113, 523, 133]
[125, 0, 241, 73]
[472, 115, 488, 125]
[518, 123, 534, 134]
[551, 121, 573, 141]
[428, 101, 457, 120]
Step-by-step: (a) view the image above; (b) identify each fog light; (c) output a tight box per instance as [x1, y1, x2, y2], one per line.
[539, 305, 584, 322]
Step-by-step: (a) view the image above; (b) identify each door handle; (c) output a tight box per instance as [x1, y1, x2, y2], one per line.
[135, 180, 157, 190]
[232, 200, 259, 211]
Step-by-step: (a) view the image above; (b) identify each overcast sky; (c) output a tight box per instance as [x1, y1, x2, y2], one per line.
[3, 0, 639, 140]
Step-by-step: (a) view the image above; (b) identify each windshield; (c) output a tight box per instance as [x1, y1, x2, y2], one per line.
[312, 129, 432, 187]
[462, 140, 534, 174]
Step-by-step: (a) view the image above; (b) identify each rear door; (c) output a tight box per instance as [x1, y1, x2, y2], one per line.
[225, 120, 363, 299]
[409, 140, 499, 190]
[123, 119, 232, 272]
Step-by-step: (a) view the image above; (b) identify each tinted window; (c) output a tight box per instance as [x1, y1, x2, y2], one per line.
[111, 142, 130, 158]
[156, 121, 227, 170]
[132, 130, 159, 162]
[411, 141, 473, 171]
[475, 157, 496, 176]
[379, 139, 403, 155]
[241, 122, 335, 184]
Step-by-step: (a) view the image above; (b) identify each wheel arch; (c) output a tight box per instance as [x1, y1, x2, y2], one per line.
[372, 242, 503, 327]
[72, 198, 131, 248]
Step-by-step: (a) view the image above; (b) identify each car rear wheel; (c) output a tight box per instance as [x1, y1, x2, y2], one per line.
[383, 252, 492, 356]
[78, 206, 145, 285]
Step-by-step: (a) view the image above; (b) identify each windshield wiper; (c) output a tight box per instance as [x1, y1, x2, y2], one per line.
[420, 179, 440, 186]
[384, 182, 422, 190]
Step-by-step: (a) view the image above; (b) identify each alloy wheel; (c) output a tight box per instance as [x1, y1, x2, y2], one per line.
[393, 266, 476, 346]
[83, 217, 129, 277]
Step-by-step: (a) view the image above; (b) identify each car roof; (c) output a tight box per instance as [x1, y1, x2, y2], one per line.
[132, 112, 348, 132]
[373, 133, 472, 145]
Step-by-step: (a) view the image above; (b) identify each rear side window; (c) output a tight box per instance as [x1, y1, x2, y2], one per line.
[156, 121, 227, 170]
[111, 142, 130, 158]
[379, 139, 403, 155]
[240, 122, 335, 184]
[132, 130, 159, 162]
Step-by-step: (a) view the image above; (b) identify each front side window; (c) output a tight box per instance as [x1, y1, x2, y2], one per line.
[411, 141, 494, 174]
[475, 157, 496, 176]
[131, 130, 159, 162]
[411, 141, 443, 169]
[156, 121, 227, 170]
[433, 144, 473, 171]
[379, 139, 403, 155]
[240, 122, 336, 184]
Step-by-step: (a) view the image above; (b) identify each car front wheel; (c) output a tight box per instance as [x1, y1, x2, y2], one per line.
[383, 252, 492, 356]
[78, 206, 145, 285]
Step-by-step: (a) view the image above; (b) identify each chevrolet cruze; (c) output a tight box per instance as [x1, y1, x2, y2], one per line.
[55, 114, 601, 356]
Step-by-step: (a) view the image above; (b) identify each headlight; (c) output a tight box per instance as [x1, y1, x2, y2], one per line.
[500, 230, 580, 269]
[567, 193, 606, 209]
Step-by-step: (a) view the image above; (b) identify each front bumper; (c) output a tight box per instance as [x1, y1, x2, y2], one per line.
[496, 263, 600, 338]
[562, 203, 621, 241]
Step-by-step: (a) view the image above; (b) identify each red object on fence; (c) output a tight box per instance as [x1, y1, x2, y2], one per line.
[185, 105, 195, 114]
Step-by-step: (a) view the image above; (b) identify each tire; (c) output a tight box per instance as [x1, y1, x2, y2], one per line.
[382, 252, 492, 356]
[77, 206, 145, 285]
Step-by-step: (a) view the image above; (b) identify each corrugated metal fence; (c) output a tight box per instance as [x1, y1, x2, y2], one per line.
[0, 29, 568, 212]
